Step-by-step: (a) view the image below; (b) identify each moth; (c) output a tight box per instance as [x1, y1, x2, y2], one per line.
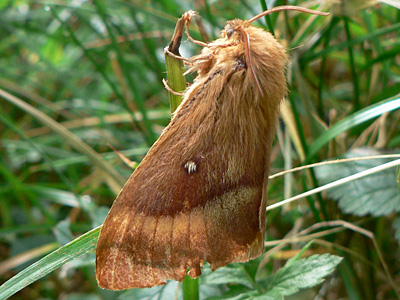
[96, 6, 328, 290]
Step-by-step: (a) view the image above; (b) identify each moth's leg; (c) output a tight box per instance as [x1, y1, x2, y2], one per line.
[184, 13, 208, 48]
[162, 78, 185, 96]
[164, 47, 191, 65]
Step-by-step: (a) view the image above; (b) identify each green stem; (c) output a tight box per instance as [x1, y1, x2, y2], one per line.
[165, 53, 186, 113]
[182, 276, 199, 300]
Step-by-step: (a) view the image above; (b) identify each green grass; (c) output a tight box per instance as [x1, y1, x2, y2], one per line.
[0, 0, 400, 299]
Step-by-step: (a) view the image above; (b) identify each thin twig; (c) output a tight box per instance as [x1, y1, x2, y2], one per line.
[267, 158, 400, 211]
[269, 154, 400, 179]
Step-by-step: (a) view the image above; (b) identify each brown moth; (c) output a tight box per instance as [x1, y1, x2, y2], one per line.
[96, 6, 328, 290]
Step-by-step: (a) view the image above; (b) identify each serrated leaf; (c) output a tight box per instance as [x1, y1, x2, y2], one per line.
[119, 281, 179, 300]
[261, 254, 342, 298]
[201, 264, 255, 289]
[205, 290, 259, 300]
[315, 148, 400, 216]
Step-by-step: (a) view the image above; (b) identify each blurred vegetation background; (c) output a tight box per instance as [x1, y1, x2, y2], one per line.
[0, 0, 399, 299]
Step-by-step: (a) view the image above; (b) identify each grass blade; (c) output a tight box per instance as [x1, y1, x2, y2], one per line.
[0, 88, 125, 193]
[0, 226, 100, 300]
[307, 95, 400, 161]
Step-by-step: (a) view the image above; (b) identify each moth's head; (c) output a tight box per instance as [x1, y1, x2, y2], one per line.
[189, 7, 328, 105]
[217, 19, 288, 105]
[222, 20, 240, 40]
[221, 18, 288, 67]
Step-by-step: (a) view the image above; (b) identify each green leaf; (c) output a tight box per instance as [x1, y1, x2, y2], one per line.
[0, 226, 100, 300]
[201, 264, 255, 289]
[315, 148, 400, 216]
[119, 281, 179, 300]
[261, 254, 343, 298]
[205, 290, 259, 300]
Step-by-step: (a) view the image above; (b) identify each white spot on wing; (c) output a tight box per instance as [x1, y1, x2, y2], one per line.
[184, 160, 197, 174]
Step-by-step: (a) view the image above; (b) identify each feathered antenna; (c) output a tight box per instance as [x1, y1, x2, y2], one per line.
[247, 5, 329, 24]
[244, 6, 329, 96]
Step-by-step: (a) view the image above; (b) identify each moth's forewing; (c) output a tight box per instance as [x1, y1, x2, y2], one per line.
[96, 19, 287, 291]
[96, 85, 266, 289]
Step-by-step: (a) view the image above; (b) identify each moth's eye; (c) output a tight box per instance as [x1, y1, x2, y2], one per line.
[226, 28, 235, 38]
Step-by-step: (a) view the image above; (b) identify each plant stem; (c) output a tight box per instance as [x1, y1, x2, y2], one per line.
[182, 276, 199, 300]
